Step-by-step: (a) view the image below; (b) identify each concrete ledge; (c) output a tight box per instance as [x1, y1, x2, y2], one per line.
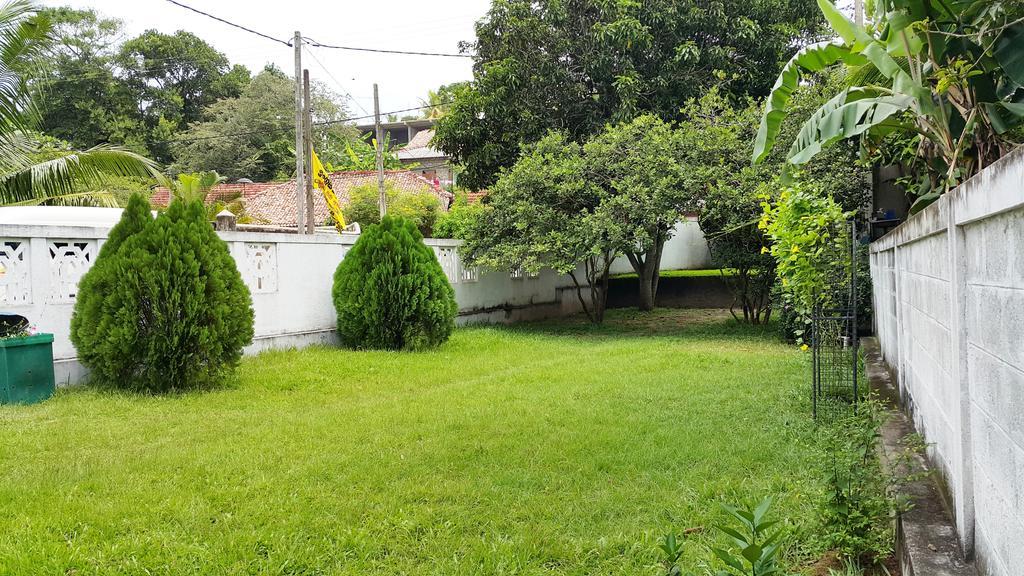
[863, 337, 977, 576]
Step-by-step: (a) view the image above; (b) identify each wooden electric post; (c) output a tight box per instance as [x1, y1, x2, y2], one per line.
[855, 0, 863, 25]
[374, 83, 386, 218]
[302, 69, 315, 234]
[293, 31, 306, 233]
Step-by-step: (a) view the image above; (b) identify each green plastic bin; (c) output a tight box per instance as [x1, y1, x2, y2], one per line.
[0, 333, 56, 405]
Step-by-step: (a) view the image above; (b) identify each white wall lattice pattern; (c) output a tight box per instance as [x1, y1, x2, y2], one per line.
[244, 243, 278, 293]
[48, 240, 95, 303]
[433, 246, 459, 284]
[0, 239, 30, 305]
[0, 227, 604, 388]
[460, 265, 480, 283]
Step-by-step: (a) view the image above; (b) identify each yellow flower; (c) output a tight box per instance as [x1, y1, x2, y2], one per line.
[760, 246, 769, 254]
[800, 344, 809, 351]
[790, 245, 800, 253]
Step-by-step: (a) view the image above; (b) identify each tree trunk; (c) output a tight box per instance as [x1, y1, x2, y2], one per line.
[626, 238, 664, 312]
[569, 254, 613, 324]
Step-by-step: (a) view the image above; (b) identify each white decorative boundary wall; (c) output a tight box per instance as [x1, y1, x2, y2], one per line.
[870, 146, 1024, 576]
[0, 225, 588, 386]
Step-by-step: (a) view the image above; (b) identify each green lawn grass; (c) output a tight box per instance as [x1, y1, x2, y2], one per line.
[0, 309, 826, 575]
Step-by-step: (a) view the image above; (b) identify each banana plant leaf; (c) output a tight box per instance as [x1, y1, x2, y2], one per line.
[751, 40, 867, 164]
[787, 91, 916, 165]
[994, 23, 1024, 87]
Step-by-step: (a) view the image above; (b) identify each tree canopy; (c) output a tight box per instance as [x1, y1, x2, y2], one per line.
[171, 67, 352, 181]
[24, 7, 356, 182]
[434, 0, 825, 189]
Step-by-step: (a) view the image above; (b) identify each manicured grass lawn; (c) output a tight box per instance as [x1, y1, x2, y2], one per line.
[0, 309, 826, 575]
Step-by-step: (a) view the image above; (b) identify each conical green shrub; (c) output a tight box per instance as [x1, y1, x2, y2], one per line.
[71, 193, 153, 374]
[71, 197, 254, 392]
[333, 215, 457, 350]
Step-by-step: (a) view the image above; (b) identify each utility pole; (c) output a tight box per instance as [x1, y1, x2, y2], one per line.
[854, 0, 863, 25]
[374, 83, 386, 218]
[293, 30, 306, 233]
[302, 69, 315, 234]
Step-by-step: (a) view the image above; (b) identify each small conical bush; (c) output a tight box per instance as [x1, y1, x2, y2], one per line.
[71, 193, 153, 374]
[71, 197, 254, 392]
[332, 215, 456, 350]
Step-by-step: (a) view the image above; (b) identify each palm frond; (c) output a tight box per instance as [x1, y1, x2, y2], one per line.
[0, 145, 165, 206]
[5, 189, 118, 207]
[0, 0, 50, 131]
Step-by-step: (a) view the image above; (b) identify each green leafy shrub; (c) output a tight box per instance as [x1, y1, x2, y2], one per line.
[760, 182, 851, 344]
[71, 196, 254, 392]
[346, 182, 440, 236]
[332, 215, 456, 350]
[818, 400, 904, 566]
[433, 192, 485, 239]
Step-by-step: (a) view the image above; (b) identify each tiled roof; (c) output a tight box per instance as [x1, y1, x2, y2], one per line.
[244, 170, 453, 227]
[405, 129, 434, 150]
[396, 129, 447, 161]
[150, 182, 278, 206]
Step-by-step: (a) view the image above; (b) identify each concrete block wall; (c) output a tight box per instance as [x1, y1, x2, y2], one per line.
[870, 145, 1024, 576]
[0, 226, 589, 386]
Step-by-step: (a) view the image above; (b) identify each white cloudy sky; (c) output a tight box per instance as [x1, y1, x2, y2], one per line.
[41, 0, 491, 116]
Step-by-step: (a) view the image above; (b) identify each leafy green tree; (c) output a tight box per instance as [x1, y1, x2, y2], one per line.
[345, 182, 440, 236]
[418, 83, 463, 119]
[677, 86, 867, 324]
[434, 0, 825, 189]
[462, 132, 617, 322]
[172, 66, 351, 180]
[332, 215, 456, 350]
[26, 7, 147, 152]
[321, 132, 403, 172]
[752, 0, 1024, 211]
[700, 171, 777, 324]
[584, 115, 689, 310]
[118, 30, 250, 162]
[72, 194, 254, 391]
[0, 1, 164, 206]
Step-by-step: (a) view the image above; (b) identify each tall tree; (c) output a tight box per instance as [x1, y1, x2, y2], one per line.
[462, 132, 617, 323]
[118, 30, 250, 162]
[584, 115, 688, 310]
[23, 8, 145, 152]
[171, 66, 351, 181]
[0, 1, 163, 206]
[434, 0, 824, 189]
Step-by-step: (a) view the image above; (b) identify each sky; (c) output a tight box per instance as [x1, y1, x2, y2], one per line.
[41, 0, 492, 117]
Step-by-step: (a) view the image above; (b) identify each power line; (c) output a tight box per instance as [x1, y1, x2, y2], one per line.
[302, 44, 371, 116]
[163, 0, 474, 58]
[163, 0, 291, 47]
[153, 103, 444, 146]
[303, 37, 471, 58]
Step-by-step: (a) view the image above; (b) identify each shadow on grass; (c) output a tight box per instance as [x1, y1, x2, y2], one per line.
[63, 368, 245, 401]
[490, 307, 784, 342]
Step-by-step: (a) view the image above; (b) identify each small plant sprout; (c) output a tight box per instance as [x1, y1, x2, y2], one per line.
[712, 497, 787, 576]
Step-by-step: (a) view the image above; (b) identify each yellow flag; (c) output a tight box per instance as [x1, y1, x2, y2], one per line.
[310, 148, 346, 231]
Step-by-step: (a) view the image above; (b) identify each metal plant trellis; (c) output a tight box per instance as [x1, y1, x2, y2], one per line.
[811, 219, 859, 419]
